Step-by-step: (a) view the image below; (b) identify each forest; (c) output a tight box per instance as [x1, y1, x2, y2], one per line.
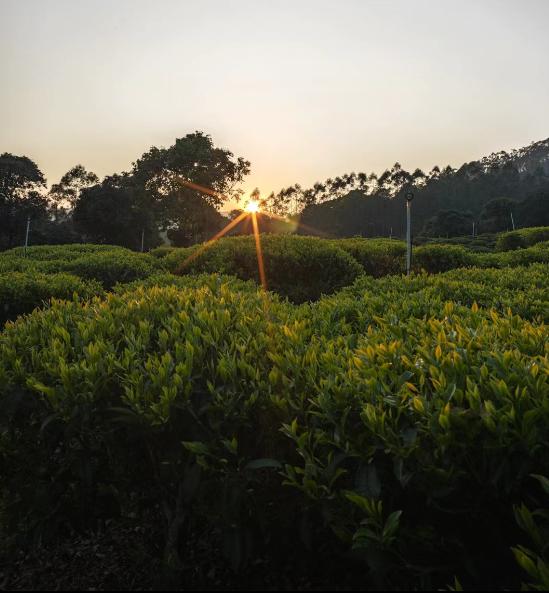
[2, 134, 549, 251]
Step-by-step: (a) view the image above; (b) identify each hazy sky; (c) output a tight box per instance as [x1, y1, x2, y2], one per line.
[2, 0, 549, 207]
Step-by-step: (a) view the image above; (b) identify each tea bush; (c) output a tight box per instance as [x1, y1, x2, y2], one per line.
[496, 227, 549, 251]
[413, 244, 476, 272]
[149, 245, 176, 259]
[0, 271, 103, 325]
[3, 244, 131, 260]
[322, 264, 549, 326]
[51, 252, 159, 288]
[1, 266, 548, 588]
[334, 238, 406, 276]
[113, 272, 258, 295]
[172, 235, 363, 303]
[0, 245, 161, 288]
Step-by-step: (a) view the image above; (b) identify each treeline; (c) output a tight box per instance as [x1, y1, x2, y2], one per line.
[0, 132, 249, 251]
[2, 134, 549, 249]
[265, 140, 549, 237]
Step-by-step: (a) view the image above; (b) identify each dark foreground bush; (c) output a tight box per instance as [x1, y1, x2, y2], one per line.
[0, 271, 103, 325]
[1, 272, 548, 589]
[172, 234, 363, 302]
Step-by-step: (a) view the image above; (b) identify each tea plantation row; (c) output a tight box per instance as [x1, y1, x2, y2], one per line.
[0, 236, 548, 589]
[1, 234, 548, 318]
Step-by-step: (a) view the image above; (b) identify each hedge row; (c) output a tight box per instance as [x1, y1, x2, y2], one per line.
[0, 271, 103, 325]
[1, 237, 548, 307]
[0, 245, 160, 289]
[1, 267, 548, 589]
[164, 235, 549, 294]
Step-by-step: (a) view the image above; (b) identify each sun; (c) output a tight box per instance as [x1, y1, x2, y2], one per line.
[245, 200, 260, 213]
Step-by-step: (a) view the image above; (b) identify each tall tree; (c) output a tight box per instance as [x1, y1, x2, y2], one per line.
[132, 132, 250, 243]
[49, 165, 99, 210]
[0, 153, 47, 248]
[132, 131, 250, 208]
[73, 174, 158, 249]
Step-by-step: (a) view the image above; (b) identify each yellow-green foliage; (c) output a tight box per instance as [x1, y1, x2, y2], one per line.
[1, 263, 548, 587]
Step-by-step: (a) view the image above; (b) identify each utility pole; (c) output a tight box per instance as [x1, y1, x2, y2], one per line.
[141, 228, 145, 252]
[510, 211, 515, 231]
[472, 221, 475, 238]
[24, 217, 31, 257]
[405, 192, 414, 275]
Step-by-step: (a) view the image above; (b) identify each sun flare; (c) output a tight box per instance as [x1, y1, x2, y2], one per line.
[245, 200, 260, 213]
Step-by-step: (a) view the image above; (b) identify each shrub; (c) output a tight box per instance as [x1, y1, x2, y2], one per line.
[1, 273, 548, 589]
[149, 245, 176, 259]
[0, 283, 291, 571]
[413, 244, 476, 272]
[0, 246, 161, 288]
[172, 235, 363, 303]
[2, 244, 130, 260]
[496, 227, 549, 251]
[334, 238, 406, 276]
[114, 272, 258, 295]
[320, 264, 549, 328]
[51, 252, 160, 288]
[0, 271, 103, 325]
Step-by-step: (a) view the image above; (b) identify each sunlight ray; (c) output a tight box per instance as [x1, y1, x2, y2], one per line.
[177, 210, 248, 270]
[251, 211, 267, 290]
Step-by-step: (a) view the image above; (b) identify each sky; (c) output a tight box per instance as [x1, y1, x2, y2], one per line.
[2, 0, 549, 209]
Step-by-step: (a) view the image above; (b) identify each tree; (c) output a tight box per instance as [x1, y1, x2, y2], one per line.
[479, 197, 517, 233]
[164, 191, 226, 247]
[0, 153, 47, 248]
[129, 132, 250, 246]
[73, 175, 159, 249]
[132, 132, 250, 209]
[49, 165, 99, 210]
[421, 209, 474, 238]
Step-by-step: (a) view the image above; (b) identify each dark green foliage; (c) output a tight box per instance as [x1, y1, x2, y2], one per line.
[496, 227, 549, 251]
[413, 244, 476, 272]
[479, 197, 518, 233]
[149, 245, 177, 258]
[73, 175, 160, 249]
[0, 244, 161, 288]
[421, 209, 474, 238]
[286, 139, 549, 239]
[0, 271, 103, 325]
[114, 272, 258, 295]
[333, 238, 406, 276]
[172, 235, 363, 303]
[0, 154, 47, 250]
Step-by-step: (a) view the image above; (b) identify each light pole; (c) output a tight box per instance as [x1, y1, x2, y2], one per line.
[405, 191, 414, 275]
[24, 216, 31, 257]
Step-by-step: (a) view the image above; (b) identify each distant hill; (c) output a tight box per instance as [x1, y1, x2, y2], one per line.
[295, 137, 549, 238]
